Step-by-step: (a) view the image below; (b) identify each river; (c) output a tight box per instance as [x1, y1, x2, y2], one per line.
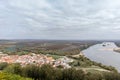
[82, 42, 120, 72]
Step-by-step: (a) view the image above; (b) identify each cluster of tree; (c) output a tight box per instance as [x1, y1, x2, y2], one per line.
[68, 56, 117, 72]
[0, 62, 8, 70]
[85, 72, 120, 80]
[1, 64, 87, 80]
[69, 56, 93, 67]
[93, 62, 117, 72]
[2, 63, 120, 80]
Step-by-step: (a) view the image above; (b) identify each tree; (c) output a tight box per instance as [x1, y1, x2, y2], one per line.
[85, 72, 104, 80]
[23, 64, 40, 80]
[39, 64, 55, 80]
[23, 64, 55, 80]
[0, 62, 8, 70]
[62, 68, 85, 80]
[4, 63, 22, 75]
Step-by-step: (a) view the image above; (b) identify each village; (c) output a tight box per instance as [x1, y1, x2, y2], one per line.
[0, 52, 73, 69]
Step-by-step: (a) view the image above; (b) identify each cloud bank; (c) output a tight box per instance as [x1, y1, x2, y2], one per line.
[0, 0, 120, 40]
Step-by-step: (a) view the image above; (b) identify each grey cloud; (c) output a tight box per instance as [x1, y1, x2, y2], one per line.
[1, 0, 120, 39]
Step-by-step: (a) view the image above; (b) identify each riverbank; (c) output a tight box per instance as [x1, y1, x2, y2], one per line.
[82, 42, 120, 72]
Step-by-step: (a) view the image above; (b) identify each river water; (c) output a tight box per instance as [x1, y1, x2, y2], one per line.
[82, 42, 120, 72]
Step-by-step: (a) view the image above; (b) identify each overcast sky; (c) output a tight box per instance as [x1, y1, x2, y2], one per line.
[1, 0, 120, 40]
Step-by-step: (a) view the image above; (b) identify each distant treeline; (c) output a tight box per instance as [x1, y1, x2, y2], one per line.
[0, 40, 100, 55]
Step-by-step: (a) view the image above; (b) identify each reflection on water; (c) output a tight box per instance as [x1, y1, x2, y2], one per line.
[82, 42, 120, 71]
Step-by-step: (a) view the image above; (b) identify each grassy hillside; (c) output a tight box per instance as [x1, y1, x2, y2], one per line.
[0, 72, 31, 80]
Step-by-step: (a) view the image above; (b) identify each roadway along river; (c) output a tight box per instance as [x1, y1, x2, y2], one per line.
[82, 42, 120, 72]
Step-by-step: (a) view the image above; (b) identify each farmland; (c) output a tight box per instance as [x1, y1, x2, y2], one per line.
[0, 40, 100, 56]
